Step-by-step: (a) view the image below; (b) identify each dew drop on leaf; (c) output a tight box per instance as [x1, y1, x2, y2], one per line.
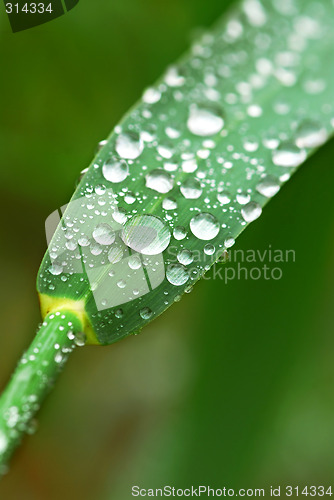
[190, 212, 220, 240]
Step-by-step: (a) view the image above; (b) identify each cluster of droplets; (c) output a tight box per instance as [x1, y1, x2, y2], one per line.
[39, 0, 333, 341]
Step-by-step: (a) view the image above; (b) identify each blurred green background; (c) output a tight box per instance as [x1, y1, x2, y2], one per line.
[1, 0, 334, 498]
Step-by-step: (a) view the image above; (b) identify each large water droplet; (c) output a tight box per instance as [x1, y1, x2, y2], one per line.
[92, 223, 116, 245]
[295, 120, 328, 148]
[115, 131, 143, 159]
[241, 202, 262, 222]
[121, 215, 171, 255]
[256, 175, 280, 197]
[102, 157, 129, 183]
[166, 263, 190, 286]
[272, 142, 306, 167]
[180, 178, 202, 199]
[187, 105, 224, 136]
[145, 169, 174, 194]
[190, 212, 220, 240]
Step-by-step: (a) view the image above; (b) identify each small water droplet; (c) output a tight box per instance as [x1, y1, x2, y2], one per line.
[162, 197, 177, 210]
[204, 244, 215, 256]
[187, 105, 224, 136]
[241, 202, 262, 222]
[173, 226, 187, 240]
[190, 212, 220, 240]
[102, 157, 129, 183]
[236, 191, 251, 205]
[295, 120, 328, 148]
[177, 249, 193, 265]
[180, 178, 202, 199]
[92, 224, 116, 245]
[166, 263, 190, 286]
[74, 332, 87, 347]
[256, 175, 280, 197]
[115, 131, 143, 159]
[145, 169, 174, 193]
[121, 214, 171, 255]
[272, 142, 306, 167]
[140, 307, 153, 320]
[217, 191, 231, 205]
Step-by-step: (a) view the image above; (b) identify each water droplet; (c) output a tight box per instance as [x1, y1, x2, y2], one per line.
[128, 254, 142, 270]
[162, 197, 177, 210]
[256, 175, 280, 197]
[92, 223, 116, 245]
[295, 120, 328, 148]
[204, 244, 215, 256]
[115, 131, 143, 159]
[115, 309, 123, 319]
[236, 191, 251, 205]
[124, 192, 136, 204]
[140, 307, 153, 320]
[102, 157, 129, 183]
[165, 66, 185, 87]
[48, 263, 63, 276]
[187, 105, 224, 136]
[190, 212, 220, 240]
[272, 142, 306, 167]
[166, 263, 190, 286]
[180, 178, 202, 199]
[142, 87, 161, 104]
[173, 226, 187, 240]
[182, 158, 198, 173]
[177, 249, 193, 265]
[121, 215, 171, 255]
[145, 169, 174, 193]
[217, 191, 231, 205]
[241, 202, 262, 222]
[108, 244, 124, 263]
[74, 332, 87, 347]
[224, 236, 235, 248]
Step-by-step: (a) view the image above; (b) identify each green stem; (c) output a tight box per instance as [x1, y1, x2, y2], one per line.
[0, 310, 83, 472]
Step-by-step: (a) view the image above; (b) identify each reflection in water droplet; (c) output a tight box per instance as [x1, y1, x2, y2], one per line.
[241, 202, 262, 222]
[166, 264, 190, 286]
[121, 214, 171, 255]
[295, 120, 328, 148]
[190, 212, 220, 240]
[256, 175, 280, 197]
[187, 105, 224, 136]
[272, 142, 306, 167]
[115, 131, 143, 159]
[180, 178, 202, 199]
[145, 169, 174, 193]
[102, 157, 129, 183]
[93, 224, 116, 245]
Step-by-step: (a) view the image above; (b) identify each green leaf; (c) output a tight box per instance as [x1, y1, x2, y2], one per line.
[37, 0, 334, 345]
